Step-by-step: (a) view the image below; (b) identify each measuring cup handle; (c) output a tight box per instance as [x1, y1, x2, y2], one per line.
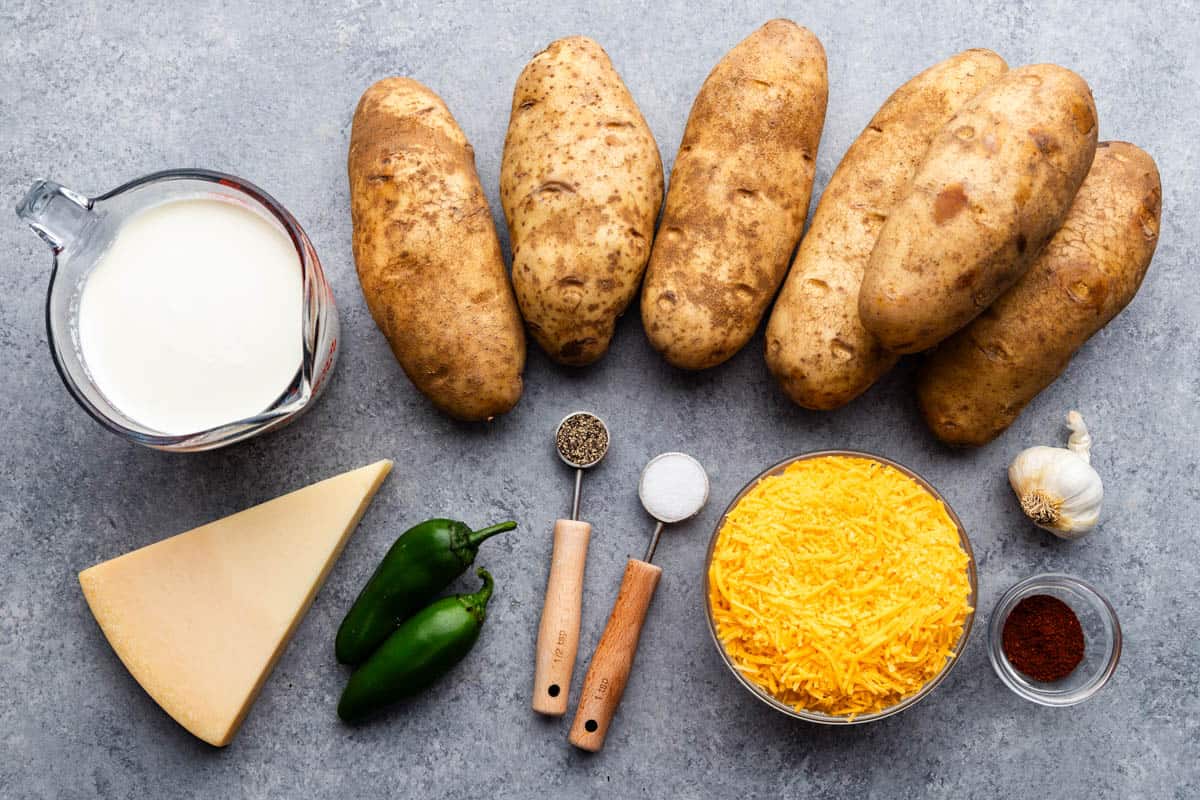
[532, 518, 591, 716]
[568, 558, 662, 752]
[16, 180, 95, 254]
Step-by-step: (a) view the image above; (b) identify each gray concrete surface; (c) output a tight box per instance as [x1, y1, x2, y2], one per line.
[2, 1, 1197, 797]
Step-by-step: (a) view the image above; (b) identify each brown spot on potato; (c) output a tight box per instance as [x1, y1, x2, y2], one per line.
[830, 339, 855, 361]
[533, 180, 576, 196]
[1016, 233, 1028, 254]
[1059, 261, 1107, 309]
[978, 341, 1010, 363]
[933, 184, 968, 224]
[1070, 99, 1096, 134]
[804, 278, 830, 296]
[1014, 174, 1033, 207]
[1022, 73, 1043, 86]
[559, 288, 584, 311]
[561, 335, 600, 362]
[1029, 129, 1059, 156]
[732, 283, 757, 304]
[1139, 187, 1162, 240]
[955, 268, 979, 290]
[955, 125, 975, 141]
[656, 291, 677, 312]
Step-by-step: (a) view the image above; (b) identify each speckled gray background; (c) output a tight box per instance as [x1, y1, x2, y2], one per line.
[2, 1, 1197, 797]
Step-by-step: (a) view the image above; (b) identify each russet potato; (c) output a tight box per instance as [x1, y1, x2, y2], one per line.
[349, 78, 526, 421]
[859, 64, 1099, 354]
[641, 19, 828, 370]
[501, 36, 663, 366]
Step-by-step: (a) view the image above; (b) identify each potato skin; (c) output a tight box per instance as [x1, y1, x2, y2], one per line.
[860, 64, 1099, 354]
[766, 49, 1008, 410]
[349, 77, 525, 421]
[501, 37, 663, 366]
[917, 142, 1162, 446]
[641, 19, 828, 370]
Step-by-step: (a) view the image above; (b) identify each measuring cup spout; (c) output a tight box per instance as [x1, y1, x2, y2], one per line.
[16, 180, 95, 253]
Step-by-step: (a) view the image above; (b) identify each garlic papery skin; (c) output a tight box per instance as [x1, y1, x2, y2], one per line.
[1008, 411, 1104, 539]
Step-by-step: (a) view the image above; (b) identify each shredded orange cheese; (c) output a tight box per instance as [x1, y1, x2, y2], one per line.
[708, 455, 972, 717]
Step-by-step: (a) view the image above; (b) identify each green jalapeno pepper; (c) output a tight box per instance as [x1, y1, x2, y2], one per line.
[337, 568, 494, 722]
[336, 519, 515, 664]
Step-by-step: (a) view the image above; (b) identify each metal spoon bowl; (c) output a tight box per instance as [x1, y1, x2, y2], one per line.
[555, 411, 609, 520]
[555, 411, 610, 469]
[638, 452, 709, 562]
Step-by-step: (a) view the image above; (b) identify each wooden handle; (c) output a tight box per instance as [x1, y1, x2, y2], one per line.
[532, 519, 592, 715]
[568, 558, 662, 751]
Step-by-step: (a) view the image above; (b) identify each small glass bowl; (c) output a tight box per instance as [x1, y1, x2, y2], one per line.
[703, 450, 977, 724]
[988, 573, 1121, 706]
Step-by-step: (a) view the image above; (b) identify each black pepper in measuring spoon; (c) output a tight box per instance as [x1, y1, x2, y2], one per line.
[556, 412, 609, 472]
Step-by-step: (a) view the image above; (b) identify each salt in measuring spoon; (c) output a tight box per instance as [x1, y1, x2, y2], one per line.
[532, 412, 610, 715]
[569, 452, 709, 751]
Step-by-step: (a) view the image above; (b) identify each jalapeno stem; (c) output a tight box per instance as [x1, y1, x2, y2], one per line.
[472, 568, 494, 602]
[462, 568, 494, 624]
[468, 521, 517, 547]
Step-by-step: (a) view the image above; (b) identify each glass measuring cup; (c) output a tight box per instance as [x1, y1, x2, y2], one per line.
[16, 169, 338, 452]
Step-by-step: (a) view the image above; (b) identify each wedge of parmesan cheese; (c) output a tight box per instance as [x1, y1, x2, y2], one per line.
[79, 460, 393, 746]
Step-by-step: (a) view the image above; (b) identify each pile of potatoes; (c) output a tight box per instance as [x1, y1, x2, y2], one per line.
[766, 52, 1160, 445]
[347, 19, 1161, 446]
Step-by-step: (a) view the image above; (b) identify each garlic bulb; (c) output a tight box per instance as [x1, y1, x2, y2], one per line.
[1008, 410, 1103, 539]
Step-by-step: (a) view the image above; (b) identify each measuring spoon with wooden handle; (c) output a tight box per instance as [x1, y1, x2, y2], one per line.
[569, 452, 709, 751]
[532, 412, 609, 716]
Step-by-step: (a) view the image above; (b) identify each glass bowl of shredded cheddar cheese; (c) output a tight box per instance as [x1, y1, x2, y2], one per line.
[704, 451, 976, 723]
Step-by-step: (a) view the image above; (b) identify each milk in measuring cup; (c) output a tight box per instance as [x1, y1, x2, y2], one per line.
[77, 198, 303, 435]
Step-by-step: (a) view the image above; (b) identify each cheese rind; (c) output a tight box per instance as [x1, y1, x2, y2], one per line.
[79, 460, 393, 746]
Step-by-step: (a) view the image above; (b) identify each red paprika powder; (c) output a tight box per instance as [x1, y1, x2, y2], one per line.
[1002, 594, 1085, 682]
